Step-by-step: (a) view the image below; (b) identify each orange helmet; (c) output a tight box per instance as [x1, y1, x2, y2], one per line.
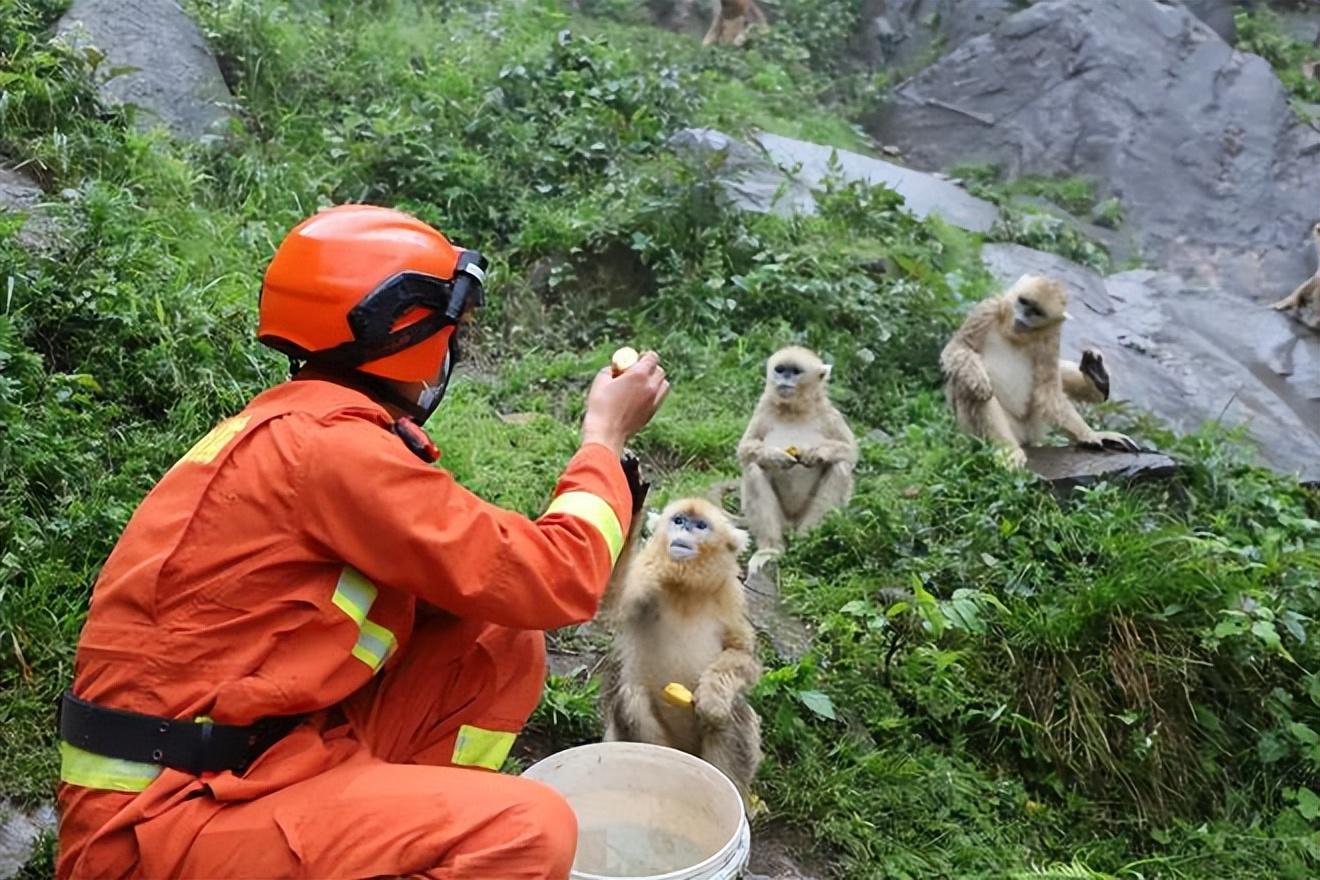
[258, 205, 486, 384]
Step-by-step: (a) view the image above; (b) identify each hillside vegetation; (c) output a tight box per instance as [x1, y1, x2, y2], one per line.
[3, 1, 1320, 877]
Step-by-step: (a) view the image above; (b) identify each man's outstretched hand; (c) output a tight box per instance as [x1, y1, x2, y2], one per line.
[581, 350, 669, 457]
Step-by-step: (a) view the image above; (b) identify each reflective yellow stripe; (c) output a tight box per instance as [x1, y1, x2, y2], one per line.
[331, 567, 377, 625]
[451, 724, 517, 771]
[59, 741, 162, 793]
[544, 491, 624, 564]
[351, 618, 398, 671]
[332, 566, 397, 673]
[178, 415, 251, 466]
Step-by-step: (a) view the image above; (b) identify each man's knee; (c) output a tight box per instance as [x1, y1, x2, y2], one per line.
[506, 779, 578, 877]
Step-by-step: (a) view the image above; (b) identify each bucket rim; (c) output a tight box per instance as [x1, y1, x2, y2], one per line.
[523, 741, 750, 880]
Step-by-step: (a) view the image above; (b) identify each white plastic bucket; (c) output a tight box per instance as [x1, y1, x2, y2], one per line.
[522, 741, 751, 880]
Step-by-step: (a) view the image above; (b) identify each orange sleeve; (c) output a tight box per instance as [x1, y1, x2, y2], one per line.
[297, 418, 633, 630]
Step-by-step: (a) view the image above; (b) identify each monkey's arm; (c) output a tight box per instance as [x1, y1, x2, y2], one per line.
[701, 0, 722, 46]
[798, 408, 858, 467]
[940, 307, 996, 400]
[746, 0, 767, 24]
[694, 617, 762, 726]
[599, 514, 646, 620]
[736, 409, 770, 465]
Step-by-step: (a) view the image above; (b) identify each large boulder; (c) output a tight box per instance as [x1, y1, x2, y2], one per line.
[0, 167, 56, 251]
[856, 0, 1017, 71]
[870, 0, 1320, 298]
[56, 0, 233, 142]
[1181, 0, 1238, 42]
[982, 243, 1320, 483]
[669, 128, 1000, 232]
[0, 801, 55, 880]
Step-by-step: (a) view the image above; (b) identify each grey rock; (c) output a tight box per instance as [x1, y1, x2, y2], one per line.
[745, 563, 813, 663]
[1024, 445, 1181, 492]
[669, 127, 1000, 232]
[871, 0, 1320, 296]
[56, 0, 233, 142]
[0, 167, 56, 251]
[1180, 0, 1237, 41]
[0, 801, 56, 880]
[747, 822, 828, 880]
[982, 243, 1320, 483]
[857, 0, 1018, 71]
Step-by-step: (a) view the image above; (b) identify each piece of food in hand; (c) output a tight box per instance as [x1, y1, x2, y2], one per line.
[784, 445, 800, 459]
[610, 346, 640, 377]
[661, 681, 694, 708]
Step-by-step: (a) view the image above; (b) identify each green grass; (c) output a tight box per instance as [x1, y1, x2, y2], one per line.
[1236, 7, 1320, 105]
[4, 0, 1320, 876]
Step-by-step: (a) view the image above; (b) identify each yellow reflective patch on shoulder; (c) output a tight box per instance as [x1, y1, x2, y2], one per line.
[59, 741, 162, 792]
[178, 415, 251, 466]
[544, 491, 624, 563]
[451, 725, 517, 771]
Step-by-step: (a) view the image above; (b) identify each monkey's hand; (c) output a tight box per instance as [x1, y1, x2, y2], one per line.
[1083, 430, 1141, 453]
[758, 447, 799, 469]
[736, 439, 764, 466]
[693, 683, 735, 730]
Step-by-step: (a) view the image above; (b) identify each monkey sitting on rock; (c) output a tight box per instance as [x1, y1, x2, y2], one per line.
[1272, 221, 1320, 331]
[599, 497, 762, 805]
[941, 275, 1139, 467]
[737, 346, 858, 575]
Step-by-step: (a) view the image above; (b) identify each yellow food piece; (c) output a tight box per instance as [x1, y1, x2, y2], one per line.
[610, 346, 640, 377]
[784, 445, 800, 458]
[661, 682, 694, 708]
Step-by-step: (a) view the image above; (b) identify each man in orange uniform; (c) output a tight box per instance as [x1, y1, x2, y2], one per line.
[55, 204, 670, 878]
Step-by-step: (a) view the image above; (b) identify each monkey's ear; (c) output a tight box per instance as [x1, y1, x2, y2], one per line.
[729, 526, 750, 555]
[820, 364, 832, 381]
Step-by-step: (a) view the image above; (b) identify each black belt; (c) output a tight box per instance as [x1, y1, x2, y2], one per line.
[59, 691, 304, 776]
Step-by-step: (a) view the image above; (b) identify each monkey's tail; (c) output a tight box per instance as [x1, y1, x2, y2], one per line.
[706, 478, 747, 527]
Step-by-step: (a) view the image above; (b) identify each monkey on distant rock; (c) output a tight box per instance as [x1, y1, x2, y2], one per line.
[702, 0, 767, 47]
[738, 347, 857, 573]
[1272, 222, 1320, 331]
[941, 275, 1140, 467]
[599, 498, 762, 804]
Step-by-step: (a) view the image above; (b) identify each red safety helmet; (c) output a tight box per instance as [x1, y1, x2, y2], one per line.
[257, 205, 486, 384]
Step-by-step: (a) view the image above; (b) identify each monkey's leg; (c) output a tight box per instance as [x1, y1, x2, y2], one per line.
[967, 396, 1028, 467]
[794, 464, 854, 533]
[1061, 351, 1110, 404]
[605, 683, 670, 746]
[740, 462, 785, 553]
[699, 699, 762, 806]
[730, 15, 751, 47]
[1273, 278, 1313, 311]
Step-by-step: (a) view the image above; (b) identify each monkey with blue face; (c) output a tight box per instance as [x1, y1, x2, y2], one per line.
[737, 346, 858, 575]
[941, 274, 1139, 467]
[599, 497, 762, 804]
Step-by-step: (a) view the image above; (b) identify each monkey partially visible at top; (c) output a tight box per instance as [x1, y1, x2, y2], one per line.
[941, 275, 1140, 468]
[599, 497, 762, 805]
[1272, 222, 1320, 331]
[738, 346, 857, 572]
[702, 0, 767, 48]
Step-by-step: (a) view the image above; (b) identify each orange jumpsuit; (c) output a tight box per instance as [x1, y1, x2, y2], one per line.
[57, 377, 631, 879]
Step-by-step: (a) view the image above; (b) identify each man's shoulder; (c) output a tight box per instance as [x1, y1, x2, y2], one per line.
[245, 378, 393, 428]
